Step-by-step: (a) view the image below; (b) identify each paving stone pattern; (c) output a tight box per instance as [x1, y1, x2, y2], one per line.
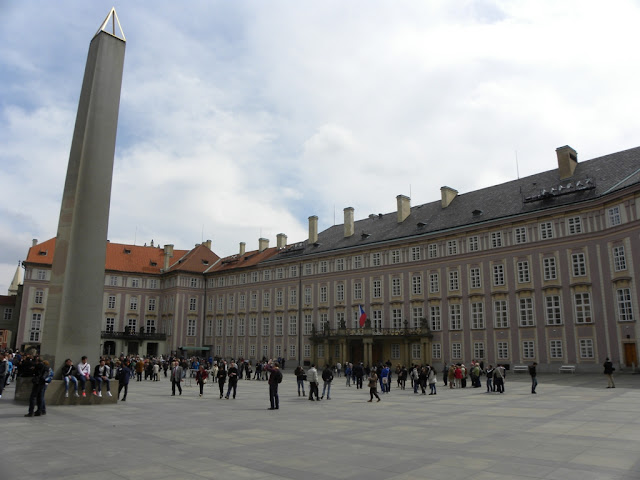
[3, 372, 640, 479]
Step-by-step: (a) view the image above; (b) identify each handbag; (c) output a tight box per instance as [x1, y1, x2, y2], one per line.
[382, 377, 388, 384]
[202, 378, 208, 384]
[302, 374, 308, 381]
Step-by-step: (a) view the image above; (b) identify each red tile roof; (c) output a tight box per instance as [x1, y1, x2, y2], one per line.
[207, 247, 280, 273]
[24, 239, 220, 275]
[0, 295, 17, 307]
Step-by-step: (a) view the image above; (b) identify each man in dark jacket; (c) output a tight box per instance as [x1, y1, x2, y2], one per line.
[603, 358, 615, 388]
[528, 362, 538, 394]
[217, 366, 227, 398]
[265, 360, 282, 409]
[116, 360, 132, 401]
[353, 363, 364, 389]
[61, 358, 79, 398]
[225, 362, 238, 399]
[321, 365, 333, 399]
[25, 357, 47, 417]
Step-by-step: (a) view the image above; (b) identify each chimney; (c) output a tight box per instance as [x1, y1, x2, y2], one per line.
[277, 233, 287, 249]
[397, 195, 410, 223]
[203, 239, 212, 250]
[239, 242, 246, 256]
[308, 216, 318, 244]
[163, 244, 174, 271]
[258, 238, 269, 252]
[556, 145, 578, 180]
[441, 186, 458, 208]
[344, 207, 354, 237]
[32, 239, 38, 247]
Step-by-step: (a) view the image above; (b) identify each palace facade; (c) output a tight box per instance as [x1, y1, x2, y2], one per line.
[16, 145, 640, 372]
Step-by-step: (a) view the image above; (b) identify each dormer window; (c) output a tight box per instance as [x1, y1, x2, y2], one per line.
[124, 249, 131, 254]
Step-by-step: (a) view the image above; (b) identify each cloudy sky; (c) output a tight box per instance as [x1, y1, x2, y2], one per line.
[2, 0, 640, 294]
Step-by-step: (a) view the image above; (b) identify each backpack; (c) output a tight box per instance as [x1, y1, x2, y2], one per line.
[275, 370, 283, 383]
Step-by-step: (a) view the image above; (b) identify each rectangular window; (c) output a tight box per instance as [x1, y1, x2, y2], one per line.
[411, 343, 421, 359]
[304, 314, 313, 335]
[263, 292, 271, 308]
[613, 246, 627, 271]
[317, 344, 324, 358]
[304, 287, 312, 305]
[429, 273, 440, 294]
[37, 269, 46, 280]
[110, 276, 118, 286]
[148, 298, 156, 311]
[411, 275, 422, 295]
[391, 249, 401, 264]
[579, 339, 594, 358]
[289, 288, 298, 306]
[149, 279, 158, 289]
[249, 317, 257, 336]
[238, 317, 245, 336]
[3, 308, 12, 321]
[497, 341, 509, 359]
[289, 345, 296, 358]
[263, 345, 269, 358]
[239, 294, 246, 309]
[391, 308, 403, 329]
[208, 297, 214, 312]
[248, 271, 257, 283]
[470, 268, 481, 289]
[474, 342, 485, 360]
[289, 315, 297, 336]
[320, 261, 328, 273]
[353, 255, 363, 269]
[304, 263, 312, 275]
[129, 296, 138, 311]
[108, 295, 116, 309]
[467, 236, 479, 252]
[145, 318, 155, 333]
[218, 277, 225, 287]
[451, 343, 462, 359]
[471, 302, 484, 329]
[617, 288, 634, 322]
[574, 292, 592, 323]
[320, 286, 328, 303]
[449, 270, 459, 291]
[543, 257, 557, 281]
[262, 317, 270, 336]
[128, 317, 137, 332]
[493, 264, 505, 286]
[447, 240, 458, 256]
[391, 277, 401, 297]
[215, 345, 221, 356]
[371, 253, 381, 267]
[523, 340, 535, 359]
[275, 316, 283, 336]
[290, 265, 298, 278]
[276, 291, 283, 307]
[131, 278, 140, 288]
[30, 313, 42, 342]
[227, 294, 235, 310]
[540, 221, 554, 240]
[449, 304, 461, 330]
[249, 293, 257, 309]
[373, 280, 381, 299]
[550, 339, 563, 359]
[216, 319, 223, 336]
[336, 284, 344, 302]
[608, 206, 621, 226]
[263, 270, 271, 281]
[567, 216, 583, 234]
[105, 317, 115, 332]
[237, 345, 244, 358]
[494, 300, 509, 328]
[428, 244, 438, 258]
[189, 278, 198, 288]
[334, 312, 344, 329]
[250, 344, 256, 357]
[226, 317, 234, 336]
[185, 319, 196, 336]
[189, 297, 197, 311]
[206, 319, 214, 337]
[335, 258, 345, 271]
[304, 344, 311, 358]
[491, 231, 503, 248]
[572, 253, 586, 276]
[276, 268, 284, 280]
[411, 246, 421, 261]
[228, 276, 236, 286]
[545, 295, 562, 325]
[411, 307, 423, 328]
[519, 298, 534, 326]
[514, 226, 527, 244]
[354, 282, 363, 300]
[430, 305, 441, 331]
[432, 343, 441, 359]
[517, 260, 530, 283]
[373, 310, 382, 331]
[391, 344, 400, 359]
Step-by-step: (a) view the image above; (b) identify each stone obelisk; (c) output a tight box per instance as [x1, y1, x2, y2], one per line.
[41, 9, 126, 374]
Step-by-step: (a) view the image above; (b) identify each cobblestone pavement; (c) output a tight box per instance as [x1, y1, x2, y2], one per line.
[3, 371, 639, 480]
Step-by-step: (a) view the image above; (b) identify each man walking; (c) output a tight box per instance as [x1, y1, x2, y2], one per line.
[225, 362, 239, 399]
[171, 361, 183, 396]
[265, 360, 282, 409]
[307, 364, 320, 401]
[529, 362, 538, 394]
[603, 358, 615, 388]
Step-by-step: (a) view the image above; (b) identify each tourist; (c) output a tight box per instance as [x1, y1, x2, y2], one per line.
[307, 364, 320, 401]
[195, 365, 208, 397]
[529, 362, 538, 394]
[76, 356, 96, 397]
[345, 363, 352, 387]
[0, 353, 8, 398]
[603, 358, 615, 388]
[265, 360, 282, 409]
[94, 358, 112, 397]
[217, 364, 227, 398]
[294, 364, 306, 397]
[354, 362, 364, 389]
[61, 358, 79, 398]
[485, 365, 494, 393]
[171, 360, 183, 396]
[225, 362, 238, 399]
[321, 364, 333, 400]
[428, 364, 437, 395]
[116, 360, 132, 401]
[367, 369, 380, 402]
[494, 364, 505, 394]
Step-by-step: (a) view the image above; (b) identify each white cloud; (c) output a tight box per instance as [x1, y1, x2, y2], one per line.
[1, 0, 640, 295]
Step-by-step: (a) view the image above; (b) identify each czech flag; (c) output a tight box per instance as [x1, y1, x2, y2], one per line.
[358, 304, 367, 327]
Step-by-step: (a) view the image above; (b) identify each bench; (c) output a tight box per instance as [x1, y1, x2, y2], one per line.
[512, 365, 529, 373]
[559, 365, 576, 373]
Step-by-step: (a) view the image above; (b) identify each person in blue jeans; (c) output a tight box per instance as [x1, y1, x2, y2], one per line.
[294, 365, 306, 396]
[61, 358, 79, 398]
[38, 361, 54, 414]
[321, 365, 333, 399]
[380, 365, 390, 393]
[529, 362, 538, 394]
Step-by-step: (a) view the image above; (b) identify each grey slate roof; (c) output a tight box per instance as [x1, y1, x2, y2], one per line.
[270, 146, 640, 261]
